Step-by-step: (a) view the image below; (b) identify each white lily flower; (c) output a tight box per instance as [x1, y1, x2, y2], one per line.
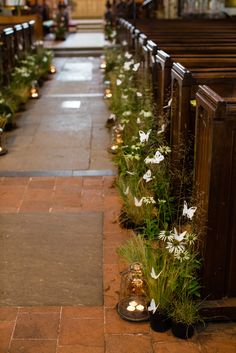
[166, 241, 185, 255]
[143, 169, 152, 183]
[136, 117, 141, 124]
[121, 94, 128, 100]
[123, 60, 134, 71]
[122, 111, 131, 116]
[116, 79, 122, 86]
[134, 197, 143, 207]
[136, 92, 142, 97]
[139, 130, 151, 143]
[182, 200, 197, 220]
[148, 299, 159, 314]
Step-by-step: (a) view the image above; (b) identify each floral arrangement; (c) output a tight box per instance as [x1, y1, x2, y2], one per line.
[104, 44, 203, 331]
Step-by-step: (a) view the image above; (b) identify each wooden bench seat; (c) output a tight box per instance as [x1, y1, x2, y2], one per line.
[194, 84, 236, 298]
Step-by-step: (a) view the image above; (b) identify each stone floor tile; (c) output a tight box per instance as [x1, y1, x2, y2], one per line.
[51, 206, 82, 213]
[13, 313, 60, 339]
[9, 339, 57, 353]
[198, 334, 236, 353]
[0, 206, 19, 213]
[105, 308, 149, 334]
[62, 306, 103, 319]
[0, 307, 18, 321]
[57, 345, 104, 353]
[151, 329, 183, 343]
[0, 321, 15, 353]
[0, 187, 26, 208]
[103, 195, 123, 211]
[153, 342, 202, 353]
[59, 318, 104, 346]
[105, 334, 152, 353]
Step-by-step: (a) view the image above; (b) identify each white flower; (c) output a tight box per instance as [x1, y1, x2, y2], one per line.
[134, 197, 143, 207]
[166, 241, 185, 255]
[125, 51, 132, 59]
[136, 92, 142, 97]
[127, 171, 136, 175]
[174, 250, 191, 262]
[136, 117, 141, 124]
[159, 230, 174, 242]
[107, 113, 116, 122]
[182, 200, 197, 220]
[122, 40, 128, 46]
[123, 111, 131, 116]
[143, 169, 152, 183]
[173, 227, 187, 242]
[116, 124, 125, 131]
[158, 146, 171, 154]
[142, 196, 156, 204]
[148, 299, 159, 314]
[121, 94, 128, 100]
[145, 151, 164, 164]
[140, 110, 152, 118]
[150, 267, 162, 280]
[139, 130, 151, 143]
[133, 62, 140, 71]
[158, 199, 166, 204]
[116, 79, 122, 86]
[185, 232, 197, 245]
[123, 60, 134, 71]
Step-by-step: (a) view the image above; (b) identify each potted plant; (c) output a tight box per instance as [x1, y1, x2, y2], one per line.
[170, 296, 202, 339]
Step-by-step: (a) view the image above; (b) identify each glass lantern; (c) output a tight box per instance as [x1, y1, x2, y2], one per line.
[117, 262, 149, 322]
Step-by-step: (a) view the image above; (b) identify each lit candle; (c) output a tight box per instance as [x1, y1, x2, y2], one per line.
[127, 305, 135, 312]
[136, 304, 144, 311]
[100, 61, 106, 70]
[49, 65, 56, 74]
[129, 300, 138, 307]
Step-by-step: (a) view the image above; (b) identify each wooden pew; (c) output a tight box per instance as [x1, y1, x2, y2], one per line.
[0, 26, 15, 85]
[170, 63, 236, 153]
[194, 84, 236, 299]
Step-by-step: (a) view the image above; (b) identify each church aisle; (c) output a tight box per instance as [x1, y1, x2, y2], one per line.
[0, 48, 235, 352]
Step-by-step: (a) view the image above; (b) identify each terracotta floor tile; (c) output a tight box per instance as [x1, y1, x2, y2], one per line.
[51, 206, 82, 213]
[55, 177, 83, 190]
[9, 339, 57, 353]
[0, 187, 26, 208]
[0, 321, 15, 353]
[18, 307, 61, 314]
[1, 177, 29, 186]
[13, 313, 60, 339]
[103, 195, 122, 211]
[28, 177, 56, 189]
[103, 246, 119, 265]
[82, 176, 104, 189]
[105, 308, 149, 334]
[52, 190, 81, 208]
[0, 307, 18, 321]
[153, 342, 202, 353]
[62, 306, 103, 319]
[103, 176, 116, 191]
[0, 206, 19, 213]
[57, 345, 104, 353]
[59, 318, 104, 346]
[23, 188, 54, 202]
[198, 334, 236, 353]
[19, 200, 52, 212]
[105, 334, 152, 353]
[151, 329, 182, 343]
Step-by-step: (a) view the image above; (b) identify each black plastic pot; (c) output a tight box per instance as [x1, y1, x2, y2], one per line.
[171, 321, 195, 339]
[149, 310, 172, 332]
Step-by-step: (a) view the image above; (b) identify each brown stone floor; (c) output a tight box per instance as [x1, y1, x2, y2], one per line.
[0, 32, 236, 352]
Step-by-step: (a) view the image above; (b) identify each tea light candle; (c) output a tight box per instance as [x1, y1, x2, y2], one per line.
[129, 300, 138, 307]
[127, 305, 135, 312]
[136, 304, 144, 311]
